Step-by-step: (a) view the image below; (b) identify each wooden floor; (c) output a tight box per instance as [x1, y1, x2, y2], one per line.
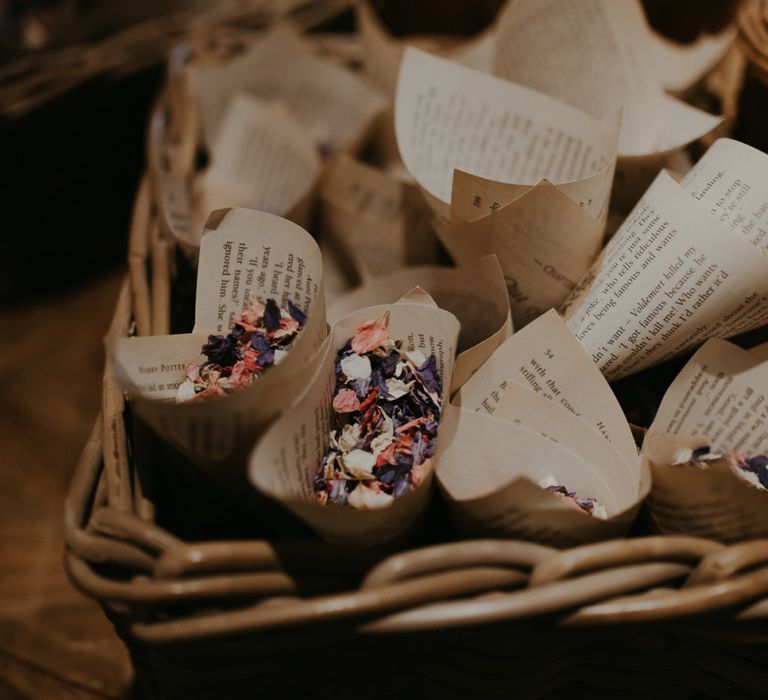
[0, 271, 133, 699]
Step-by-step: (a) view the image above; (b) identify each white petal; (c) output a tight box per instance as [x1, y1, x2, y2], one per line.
[322, 452, 337, 480]
[176, 380, 198, 403]
[340, 353, 372, 381]
[337, 423, 361, 453]
[405, 349, 427, 367]
[733, 466, 765, 490]
[378, 411, 394, 439]
[385, 377, 414, 399]
[342, 449, 376, 479]
[274, 348, 289, 365]
[370, 432, 394, 459]
[347, 484, 394, 510]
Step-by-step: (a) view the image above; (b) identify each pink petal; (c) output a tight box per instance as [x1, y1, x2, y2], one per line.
[351, 312, 390, 354]
[241, 300, 266, 325]
[332, 388, 361, 413]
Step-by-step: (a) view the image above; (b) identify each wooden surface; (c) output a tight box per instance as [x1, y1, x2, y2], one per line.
[0, 272, 133, 699]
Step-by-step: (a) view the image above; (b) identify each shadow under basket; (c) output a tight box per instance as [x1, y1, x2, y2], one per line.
[64, 198, 768, 700]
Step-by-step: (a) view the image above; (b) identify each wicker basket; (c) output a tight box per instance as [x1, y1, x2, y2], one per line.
[65, 7, 768, 700]
[67, 135, 768, 700]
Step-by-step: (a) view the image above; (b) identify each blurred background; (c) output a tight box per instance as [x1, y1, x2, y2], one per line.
[0, 0, 754, 696]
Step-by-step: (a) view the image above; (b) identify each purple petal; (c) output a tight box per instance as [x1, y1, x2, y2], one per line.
[250, 333, 271, 352]
[287, 300, 307, 326]
[264, 298, 281, 332]
[202, 334, 237, 366]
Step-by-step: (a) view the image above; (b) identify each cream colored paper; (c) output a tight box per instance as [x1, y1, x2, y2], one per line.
[197, 95, 320, 236]
[682, 138, 768, 254]
[394, 47, 616, 217]
[394, 47, 618, 321]
[111, 209, 327, 468]
[457, 310, 635, 465]
[436, 403, 645, 547]
[648, 338, 768, 454]
[188, 25, 386, 155]
[248, 293, 460, 546]
[493, 0, 722, 157]
[644, 337, 768, 541]
[563, 169, 768, 381]
[327, 256, 512, 391]
[494, 384, 640, 489]
[320, 154, 440, 281]
[750, 341, 768, 363]
[355, 0, 497, 95]
[643, 433, 768, 542]
[434, 179, 605, 327]
[650, 26, 735, 94]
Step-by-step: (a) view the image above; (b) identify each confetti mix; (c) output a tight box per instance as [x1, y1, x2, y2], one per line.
[672, 445, 767, 490]
[539, 476, 608, 519]
[176, 298, 306, 402]
[314, 311, 442, 509]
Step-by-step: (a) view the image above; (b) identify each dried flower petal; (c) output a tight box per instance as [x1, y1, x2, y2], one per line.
[385, 377, 414, 399]
[340, 353, 372, 381]
[263, 298, 281, 332]
[342, 449, 376, 479]
[202, 335, 237, 367]
[177, 297, 305, 403]
[347, 483, 394, 510]
[351, 312, 390, 354]
[314, 311, 442, 510]
[288, 300, 307, 326]
[332, 388, 361, 413]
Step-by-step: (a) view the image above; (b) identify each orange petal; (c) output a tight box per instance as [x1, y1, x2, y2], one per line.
[351, 311, 390, 354]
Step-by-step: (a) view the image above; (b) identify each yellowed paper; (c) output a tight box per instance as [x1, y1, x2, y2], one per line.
[643, 336, 768, 541]
[643, 433, 768, 542]
[188, 25, 386, 155]
[456, 309, 638, 469]
[394, 47, 617, 217]
[648, 338, 768, 454]
[563, 169, 768, 381]
[436, 404, 644, 547]
[493, 0, 722, 157]
[750, 341, 768, 363]
[111, 209, 327, 469]
[320, 154, 440, 281]
[650, 26, 735, 94]
[327, 256, 512, 391]
[494, 384, 641, 489]
[248, 293, 460, 545]
[434, 180, 604, 327]
[197, 95, 320, 236]
[355, 0, 498, 95]
[394, 46, 619, 321]
[682, 138, 768, 254]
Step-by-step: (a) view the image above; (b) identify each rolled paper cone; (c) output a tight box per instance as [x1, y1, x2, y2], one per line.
[643, 433, 768, 542]
[436, 406, 648, 548]
[110, 209, 327, 477]
[249, 292, 460, 546]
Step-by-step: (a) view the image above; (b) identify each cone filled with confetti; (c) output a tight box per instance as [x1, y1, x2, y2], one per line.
[249, 289, 460, 546]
